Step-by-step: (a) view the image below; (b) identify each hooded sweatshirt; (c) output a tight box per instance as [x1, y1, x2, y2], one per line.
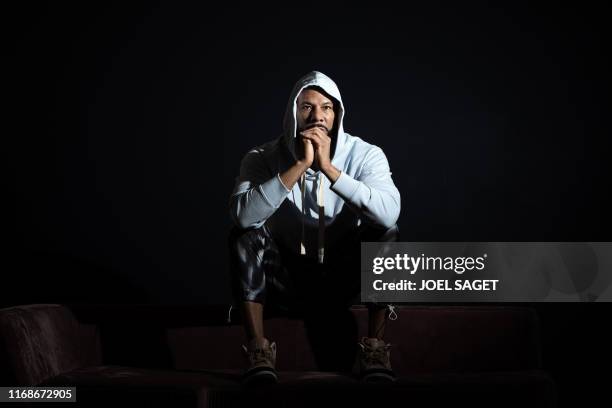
[229, 71, 400, 260]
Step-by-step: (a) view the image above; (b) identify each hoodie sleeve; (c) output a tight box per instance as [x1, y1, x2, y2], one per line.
[330, 146, 400, 229]
[229, 149, 291, 229]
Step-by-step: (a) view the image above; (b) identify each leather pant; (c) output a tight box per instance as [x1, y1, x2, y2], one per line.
[228, 223, 399, 315]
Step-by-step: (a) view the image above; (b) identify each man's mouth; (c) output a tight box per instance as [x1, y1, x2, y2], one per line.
[304, 124, 329, 133]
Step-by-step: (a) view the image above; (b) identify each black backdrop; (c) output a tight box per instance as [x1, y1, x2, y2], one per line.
[5, 3, 611, 405]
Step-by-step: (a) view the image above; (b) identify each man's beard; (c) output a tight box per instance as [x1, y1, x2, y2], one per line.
[301, 123, 330, 134]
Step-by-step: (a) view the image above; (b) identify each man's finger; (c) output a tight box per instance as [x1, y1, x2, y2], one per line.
[301, 132, 328, 144]
[301, 133, 319, 142]
[300, 129, 322, 137]
[310, 128, 330, 139]
[301, 134, 326, 148]
[301, 127, 329, 138]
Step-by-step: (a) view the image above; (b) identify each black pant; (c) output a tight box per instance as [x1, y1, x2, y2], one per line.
[228, 223, 399, 315]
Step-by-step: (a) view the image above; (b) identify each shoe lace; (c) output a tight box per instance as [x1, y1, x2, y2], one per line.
[362, 345, 389, 366]
[248, 347, 272, 365]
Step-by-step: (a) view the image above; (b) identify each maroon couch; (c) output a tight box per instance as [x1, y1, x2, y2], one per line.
[0, 304, 557, 407]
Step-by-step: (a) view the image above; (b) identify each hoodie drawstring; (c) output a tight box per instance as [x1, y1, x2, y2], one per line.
[317, 173, 325, 263]
[298, 172, 326, 263]
[387, 304, 398, 321]
[299, 173, 306, 255]
[227, 304, 233, 324]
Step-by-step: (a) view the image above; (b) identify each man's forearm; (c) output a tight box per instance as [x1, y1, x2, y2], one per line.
[329, 172, 401, 229]
[279, 160, 310, 190]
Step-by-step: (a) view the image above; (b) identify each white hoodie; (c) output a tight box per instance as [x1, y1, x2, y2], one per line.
[229, 71, 400, 260]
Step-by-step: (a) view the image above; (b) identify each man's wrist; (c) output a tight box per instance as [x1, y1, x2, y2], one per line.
[321, 163, 341, 183]
[295, 160, 311, 172]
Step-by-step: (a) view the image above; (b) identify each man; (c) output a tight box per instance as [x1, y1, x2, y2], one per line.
[228, 71, 401, 384]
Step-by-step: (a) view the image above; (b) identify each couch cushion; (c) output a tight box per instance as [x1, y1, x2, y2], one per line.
[168, 306, 542, 374]
[371, 306, 543, 374]
[168, 317, 319, 371]
[0, 304, 101, 385]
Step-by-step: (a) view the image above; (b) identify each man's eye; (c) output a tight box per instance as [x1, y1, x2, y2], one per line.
[302, 106, 312, 110]
[323, 106, 332, 111]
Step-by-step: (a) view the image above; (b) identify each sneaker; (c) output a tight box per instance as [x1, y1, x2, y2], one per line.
[355, 337, 396, 382]
[241, 338, 278, 385]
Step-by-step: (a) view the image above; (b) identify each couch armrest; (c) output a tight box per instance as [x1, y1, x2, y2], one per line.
[0, 304, 101, 385]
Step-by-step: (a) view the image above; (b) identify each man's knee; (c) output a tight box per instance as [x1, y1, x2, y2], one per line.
[228, 226, 272, 306]
[380, 224, 400, 242]
[359, 223, 400, 243]
[228, 225, 272, 255]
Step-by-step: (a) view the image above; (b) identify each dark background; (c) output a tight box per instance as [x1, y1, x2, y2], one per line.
[4, 2, 611, 405]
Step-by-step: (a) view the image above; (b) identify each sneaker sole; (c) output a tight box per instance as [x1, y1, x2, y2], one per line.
[242, 367, 278, 386]
[361, 370, 396, 383]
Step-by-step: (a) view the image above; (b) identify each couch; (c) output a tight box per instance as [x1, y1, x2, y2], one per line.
[0, 303, 557, 407]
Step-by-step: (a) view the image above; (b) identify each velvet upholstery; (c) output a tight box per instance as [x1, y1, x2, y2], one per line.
[0, 304, 100, 385]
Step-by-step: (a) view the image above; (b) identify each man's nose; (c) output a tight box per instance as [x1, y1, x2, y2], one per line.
[309, 107, 325, 122]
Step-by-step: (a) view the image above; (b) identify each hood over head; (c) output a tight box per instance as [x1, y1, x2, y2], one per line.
[282, 71, 346, 169]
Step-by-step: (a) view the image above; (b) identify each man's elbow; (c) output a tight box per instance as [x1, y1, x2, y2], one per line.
[230, 208, 263, 230]
[229, 200, 251, 230]
[379, 212, 399, 230]
[230, 210, 256, 230]
[229, 193, 268, 230]
[377, 199, 401, 229]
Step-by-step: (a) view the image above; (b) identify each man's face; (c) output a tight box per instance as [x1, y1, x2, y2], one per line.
[296, 88, 335, 135]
